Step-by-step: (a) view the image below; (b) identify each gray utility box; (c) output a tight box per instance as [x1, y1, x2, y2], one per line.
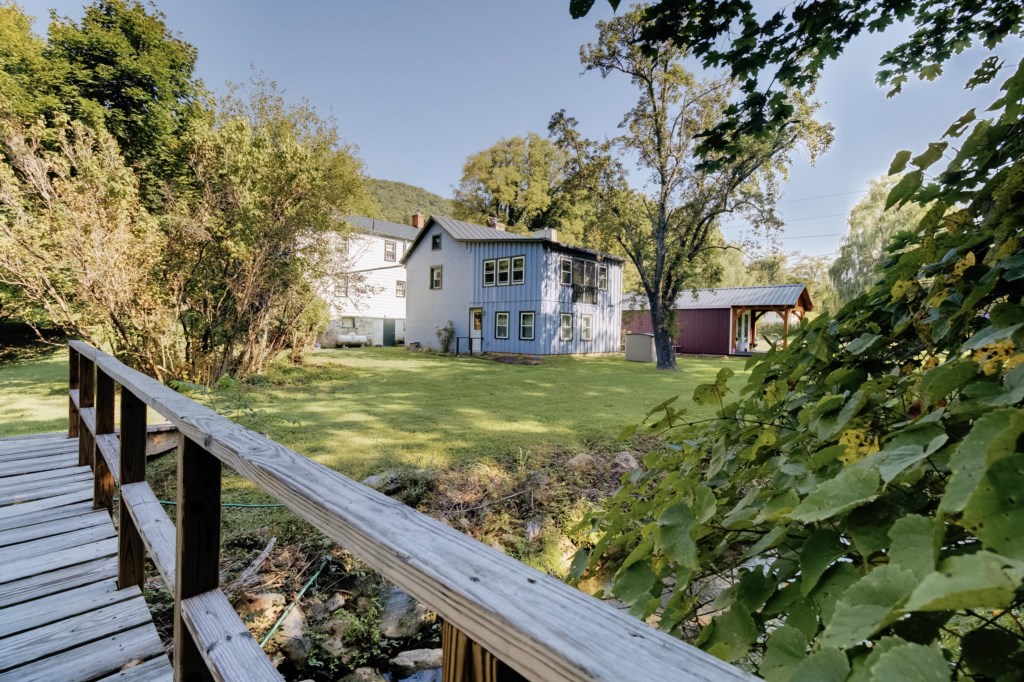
[625, 333, 656, 362]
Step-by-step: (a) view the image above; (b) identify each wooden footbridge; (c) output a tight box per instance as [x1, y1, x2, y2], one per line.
[0, 341, 755, 682]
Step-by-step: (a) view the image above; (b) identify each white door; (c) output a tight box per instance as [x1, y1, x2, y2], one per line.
[469, 308, 483, 353]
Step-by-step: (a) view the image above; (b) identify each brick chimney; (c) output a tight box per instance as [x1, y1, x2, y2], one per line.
[411, 212, 425, 229]
[486, 216, 507, 231]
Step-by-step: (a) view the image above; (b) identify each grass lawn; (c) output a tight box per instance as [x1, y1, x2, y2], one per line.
[0, 351, 68, 437]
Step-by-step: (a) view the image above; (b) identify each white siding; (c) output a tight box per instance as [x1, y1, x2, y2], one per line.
[405, 223, 477, 349]
[326, 233, 410, 321]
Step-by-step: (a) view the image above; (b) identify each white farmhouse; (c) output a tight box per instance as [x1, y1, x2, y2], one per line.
[320, 214, 423, 347]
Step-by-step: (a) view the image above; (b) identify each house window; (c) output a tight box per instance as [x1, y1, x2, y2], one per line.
[430, 266, 442, 290]
[519, 312, 535, 340]
[495, 312, 510, 339]
[384, 240, 397, 262]
[497, 258, 510, 285]
[483, 259, 496, 287]
[396, 281, 406, 298]
[560, 258, 572, 286]
[432, 234, 442, 250]
[511, 256, 525, 284]
[341, 317, 356, 328]
[560, 313, 573, 341]
[581, 315, 593, 341]
[598, 265, 608, 290]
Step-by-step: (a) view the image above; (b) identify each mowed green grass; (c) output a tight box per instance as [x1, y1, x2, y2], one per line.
[0, 348, 748, 478]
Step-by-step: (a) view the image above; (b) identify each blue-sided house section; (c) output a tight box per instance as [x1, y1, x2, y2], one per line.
[402, 216, 623, 355]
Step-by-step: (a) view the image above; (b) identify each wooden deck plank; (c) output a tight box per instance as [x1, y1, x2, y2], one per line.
[95, 657, 173, 682]
[0, 578, 137, 638]
[0, 500, 94, 532]
[0, 474, 95, 505]
[0, 454, 79, 478]
[0, 441, 78, 461]
[0, 536, 117, 584]
[0, 622, 167, 682]
[0, 522, 114, 565]
[0, 437, 73, 457]
[0, 464, 92, 491]
[0, 431, 66, 444]
[0, 555, 117, 608]
[0, 509, 109, 548]
[0, 595, 154, 672]
[0, 485, 93, 521]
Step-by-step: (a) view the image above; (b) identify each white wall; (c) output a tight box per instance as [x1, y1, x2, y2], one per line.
[326, 232, 410, 321]
[405, 223, 476, 349]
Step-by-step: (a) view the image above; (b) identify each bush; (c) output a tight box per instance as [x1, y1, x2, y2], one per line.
[435, 320, 455, 353]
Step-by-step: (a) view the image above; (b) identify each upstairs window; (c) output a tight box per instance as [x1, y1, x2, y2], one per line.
[598, 265, 608, 290]
[396, 281, 406, 298]
[519, 312, 535, 341]
[560, 258, 572, 286]
[432, 234, 442, 250]
[430, 266, 442, 290]
[495, 312, 510, 339]
[560, 313, 573, 341]
[483, 260, 496, 286]
[511, 256, 525, 284]
[384, 240, 397, 262]
[581, 315, 594, 341]
[497, 258, 510, 286]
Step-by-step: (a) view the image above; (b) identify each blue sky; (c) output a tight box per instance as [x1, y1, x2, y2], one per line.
[18, 0, 1016, 258]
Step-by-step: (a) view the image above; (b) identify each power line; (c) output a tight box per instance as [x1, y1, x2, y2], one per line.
[779, 190, 865, 204]
[781, 232, 846, 240]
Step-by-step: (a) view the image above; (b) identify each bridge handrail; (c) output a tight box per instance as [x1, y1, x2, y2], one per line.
[67, 340, 756, 682]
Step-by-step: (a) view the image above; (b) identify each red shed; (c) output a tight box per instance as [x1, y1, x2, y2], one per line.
[623, 284, 814, 355]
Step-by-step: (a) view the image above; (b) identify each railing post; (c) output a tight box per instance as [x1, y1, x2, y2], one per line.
[69, 346, 80, 438]
[442, 621, 526, 682]
[78, 353, 95, 468]
[118, 388, 147, 590]
[174, 435, 221, 682]
[93, 368, 115, 511]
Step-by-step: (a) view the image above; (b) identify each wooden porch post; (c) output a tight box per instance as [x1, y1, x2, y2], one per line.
[69, 346, 80, 438]
[93, 369, 115, 511]
[442, 621, 526, 682]
[782, 307, 790, 349]
[174, 435, 221, 681]
[78, 353, 95, 468]
[118, 388, 148, 589]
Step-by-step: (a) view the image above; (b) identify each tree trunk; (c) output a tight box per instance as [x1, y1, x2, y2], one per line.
[649, 302, 677, 370]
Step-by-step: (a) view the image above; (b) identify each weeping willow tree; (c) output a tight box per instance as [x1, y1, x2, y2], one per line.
[828, 175, 929, 305]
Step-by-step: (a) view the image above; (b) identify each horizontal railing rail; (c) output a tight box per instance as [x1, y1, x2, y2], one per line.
[67, 340, 756, 682]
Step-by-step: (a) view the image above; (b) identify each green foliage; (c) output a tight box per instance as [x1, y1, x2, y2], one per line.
[367, 178, 451, 224]
[577, 60, 1024, 679]
[552, 7, 832, 369]
[435, 320, 455, 353]
[452, 132, 582, 239]
[47, 0, 203, 207]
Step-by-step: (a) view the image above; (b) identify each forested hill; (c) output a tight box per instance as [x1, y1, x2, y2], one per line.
[369, 179, 454, 224]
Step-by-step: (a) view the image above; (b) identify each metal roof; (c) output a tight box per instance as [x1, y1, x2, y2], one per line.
[623, 284, 811, 310]
[429, 215, 534, 241]
[345, 215, 420, 241]
[401, 215, 624, 264]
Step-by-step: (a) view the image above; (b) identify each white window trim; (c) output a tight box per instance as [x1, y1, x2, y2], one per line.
[497, 257, 510, 286]
[483, 259, 496, 287]
[519, 312, 535, 341]
[495, 311, 510, 340]
[384, 240, 397, 262]
[511, 255, 525, 284]
[560, 258, 572, 286]
[430, 266, 442, 290]
[560, 313, 573, 341]
[581, 314, 594, 341]
[396, 280, 406, 298]
[598, 265, 608, 290]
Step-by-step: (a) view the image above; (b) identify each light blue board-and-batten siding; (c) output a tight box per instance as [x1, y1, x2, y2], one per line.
[404, 222, 623, 354]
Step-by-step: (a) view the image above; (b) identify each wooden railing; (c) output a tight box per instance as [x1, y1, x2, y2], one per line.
[66, 341, 756, 682]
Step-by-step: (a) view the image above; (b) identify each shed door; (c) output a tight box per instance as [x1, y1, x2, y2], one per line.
[382, 319, 396, 347]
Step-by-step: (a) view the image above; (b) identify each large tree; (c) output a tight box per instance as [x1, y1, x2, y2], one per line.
[164, 78, 376, 382]
[552, 7, 831, 369]
[829, 175, 930, 304]
[47, 0, 204, 207]
[452, 132, 583, 239]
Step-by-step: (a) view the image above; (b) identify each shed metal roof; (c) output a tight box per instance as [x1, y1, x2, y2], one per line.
[345, 215, 420, 241]
[623, 284, 812, 310]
